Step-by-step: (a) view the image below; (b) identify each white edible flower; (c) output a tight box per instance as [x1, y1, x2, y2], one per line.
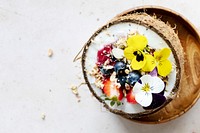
[133, 75, 165, 107]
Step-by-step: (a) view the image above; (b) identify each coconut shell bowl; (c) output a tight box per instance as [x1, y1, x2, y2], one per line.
[80, 6, 200, 124]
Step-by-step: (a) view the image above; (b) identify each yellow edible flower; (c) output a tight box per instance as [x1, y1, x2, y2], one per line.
[143, 48, 172, 77]
[124, 35, 148, 70]
[124, 34, 172, 77]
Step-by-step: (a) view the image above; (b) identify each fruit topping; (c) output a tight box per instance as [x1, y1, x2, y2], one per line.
[114, 62, 126, 75]
[117, 76, 127, 87]
[127, 71, 141, 86]
[126, 89, 137, 104]
[100, 66, 114, 77]
[97, 44, 112, 65]
[103, 79, 123, 101]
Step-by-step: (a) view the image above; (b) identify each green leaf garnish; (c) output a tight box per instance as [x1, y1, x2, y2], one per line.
[103, 96, 122, 107]
[110, 101, 115, 106]
[105, 97, 110, 100]
[117, 101, 121, 106]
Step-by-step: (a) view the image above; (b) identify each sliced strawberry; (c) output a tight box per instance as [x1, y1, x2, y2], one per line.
[103, 79, 123, 101]
[126, 89, 137, 104]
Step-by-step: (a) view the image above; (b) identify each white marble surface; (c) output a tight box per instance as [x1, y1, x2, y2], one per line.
[0, 0, 199, 133]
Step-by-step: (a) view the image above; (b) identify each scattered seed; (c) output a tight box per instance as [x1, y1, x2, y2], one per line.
[125, 69, 130, 74]
[70, 83, 86, 102]
[48, 49, 53, 57]
[125, 83, 131, 91]
[70, 85, 79, 95]
[41, 114, 46, 120]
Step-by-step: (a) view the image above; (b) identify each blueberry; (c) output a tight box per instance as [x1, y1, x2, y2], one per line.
[100, 67, 113, 76]
[110, 55, 117, 62]
[127, 71, 141, 86]
[117, 76, 127, 86]
[114, 62, 126, 75]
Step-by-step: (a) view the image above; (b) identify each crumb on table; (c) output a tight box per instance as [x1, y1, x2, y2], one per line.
[48, 49, 53, 57]
[41, 114, 46, 120]
[70, 83, 86, 102]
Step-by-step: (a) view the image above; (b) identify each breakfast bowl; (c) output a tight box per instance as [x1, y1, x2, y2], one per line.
[80, 6, 200, 123]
